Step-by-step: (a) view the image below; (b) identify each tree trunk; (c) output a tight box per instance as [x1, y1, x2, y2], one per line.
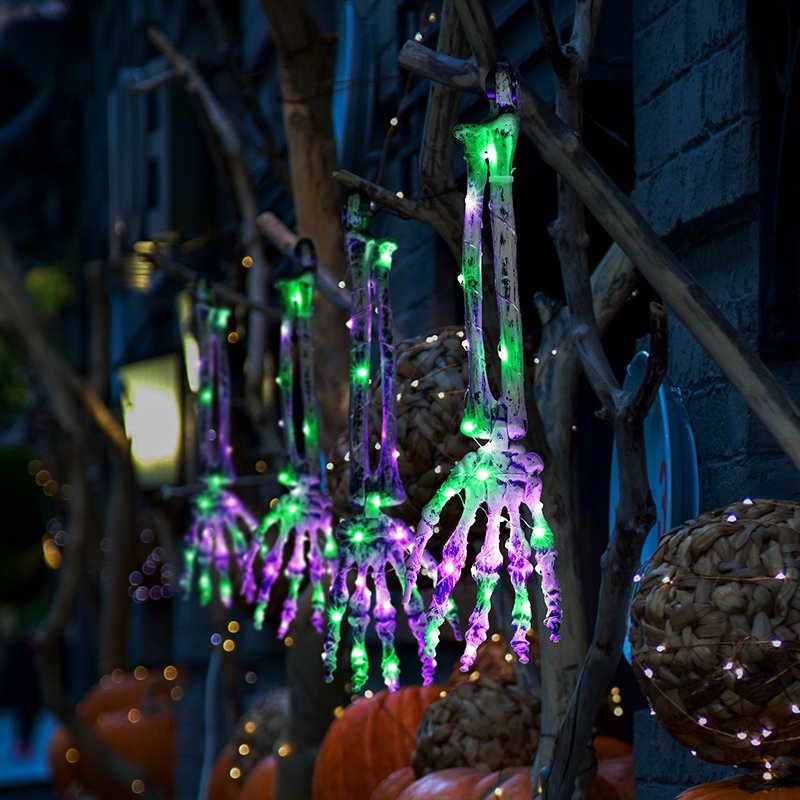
[260, 0, 350, 448]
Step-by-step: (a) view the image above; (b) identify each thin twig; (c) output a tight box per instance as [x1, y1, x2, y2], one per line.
[256, 212, 351, 309]
[148, 25, 274, 443]
[531, 0, 570, 77]
[148, 251, 281, 320]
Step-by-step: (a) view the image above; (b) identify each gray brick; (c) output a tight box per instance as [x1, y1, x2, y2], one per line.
[701, 41, 750, 131]
[676, 219, 758, 298]
[743, 452, 800, 501]
[684, 382, 749, 462]
[685, 0, 747, 67]
[633, 0, 681, 32]
[631, 155, 686, 236]
[699, 456, 752, 509]
[633, 710, 743, 793]
[633, 0, 689, 103]
[635, 68, 703, 177]
[680, 116, 758, 224]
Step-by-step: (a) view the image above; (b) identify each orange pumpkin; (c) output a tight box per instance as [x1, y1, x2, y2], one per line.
[79, 670, 177, 723]
[370, 767, 416, 800]
[47, 724, 80, 796]
[238, 756, 277, 800]
[311, 684, 446, 800]
[75, 707, 175, 798]
[48, 671, 180, 799]
[372, 767, 531, 799]
[205, 743, 239, 800]
[369, 749, 635, 800]
[676, 776, 800, 799]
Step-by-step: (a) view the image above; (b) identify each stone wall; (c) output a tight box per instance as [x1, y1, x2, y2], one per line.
[631, 1, 799, 796]
[633, 0, 799, 511]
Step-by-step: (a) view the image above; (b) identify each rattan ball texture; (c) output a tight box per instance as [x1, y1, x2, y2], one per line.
[629, 499, 800, 768]
[411, 678, 540, 776]
[326, 326, 479, 536]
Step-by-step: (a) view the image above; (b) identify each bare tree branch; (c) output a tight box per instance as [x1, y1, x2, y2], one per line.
[256, 211, 351, 309]
[199, 0, 292, 191]
[627, 302, 668, 421]
[399, 36, 800, 473]
[147, 25, 275, 445]
[259, 0, 350, 449]
[531, 0, 570, 77]
[571, 0, 604, 73]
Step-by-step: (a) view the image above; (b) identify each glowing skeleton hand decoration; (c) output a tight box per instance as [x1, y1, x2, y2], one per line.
[243, 240, 337, 636]
[322, 196, 459, 693]
[403, 67, 562, 680]
[181, 301, 258, 607]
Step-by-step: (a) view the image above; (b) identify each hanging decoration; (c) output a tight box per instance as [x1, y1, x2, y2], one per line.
[243, 240, 337, 637]
[323, 195, 459, 692]
[181, 295, 257, 607]
[403, 66, 562, 680]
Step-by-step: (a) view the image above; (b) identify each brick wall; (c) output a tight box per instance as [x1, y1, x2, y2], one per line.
[631, 0, 800, 510]
[631, 1, 800, 796]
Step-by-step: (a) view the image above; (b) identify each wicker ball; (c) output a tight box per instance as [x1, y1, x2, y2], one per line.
[230, 688, 288, 779]
[412, 678, 540, 776]
[327, 326, 478, 533]
[629, 499, 800, 768]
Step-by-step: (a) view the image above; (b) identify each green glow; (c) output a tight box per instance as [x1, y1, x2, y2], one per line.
[462, 419, 476, 434]
[206, 473, 226, 492]
[214, 308, 231, 329]
[351, 643, 367, 662]
[498, 342, 508, 362]
[197, 494, 214, 514]
[199, 572, 212, 606]
[330, 609, 343, 623]
[476, 468, 490, 481]
[288, 504, 298, 514]
[351, 529, 365, 543]
[485, 140, 498, 166]
[276, 274, 315, 319]
[323, 538, 338, 558]
[531, 512, 555, 549]
[199, 387, 213, 406]
[355, 364, 369, 381]
[277, 469, 296, 487]
[312, 583, 325, 606]
[219, 575, 232, 604]
[369, 493, 381, 510]
[375, 240, 398, 268]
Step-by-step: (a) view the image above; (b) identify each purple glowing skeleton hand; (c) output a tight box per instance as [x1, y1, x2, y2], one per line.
[243, 240, 338, 636]
[322, 509, 458, 693]
[181, 301, 257, 607]
[403, 66, 561, 681]
[244, 475, 335, 636]
[323, 196, 459, 692]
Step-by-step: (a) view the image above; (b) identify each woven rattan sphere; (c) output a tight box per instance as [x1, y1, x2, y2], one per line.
[327, 326, 478, 529]
[412, 678, 540, 776]
[629, 499, 800, 768]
